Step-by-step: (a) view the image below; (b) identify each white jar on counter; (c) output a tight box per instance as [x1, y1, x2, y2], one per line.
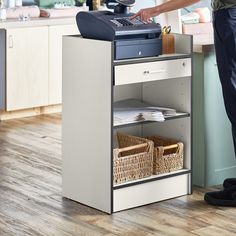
[0, 8, 6, 20]
[6, 0, 15, 8]
[15, 0, 22, 7]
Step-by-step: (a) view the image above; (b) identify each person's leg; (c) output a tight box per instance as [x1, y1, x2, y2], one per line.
[213, 9, 236, 157]
[204, 9, 236, 206]
[233, 126, 236, 155]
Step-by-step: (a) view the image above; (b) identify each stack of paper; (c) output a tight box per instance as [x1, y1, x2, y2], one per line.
[114, 99, 176, 126]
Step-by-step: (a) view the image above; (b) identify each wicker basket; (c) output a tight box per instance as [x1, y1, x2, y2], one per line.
[146, 136, 184, 175]
[113, 133, 154, 184]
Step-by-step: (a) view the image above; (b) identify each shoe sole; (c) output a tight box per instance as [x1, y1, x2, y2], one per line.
[204, 194, 236, 207]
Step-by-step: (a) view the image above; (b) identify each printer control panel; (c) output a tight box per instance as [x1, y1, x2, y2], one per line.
[110, 17, 145, 27]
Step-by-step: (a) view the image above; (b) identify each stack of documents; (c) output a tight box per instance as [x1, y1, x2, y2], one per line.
[114, 99, 176, 126]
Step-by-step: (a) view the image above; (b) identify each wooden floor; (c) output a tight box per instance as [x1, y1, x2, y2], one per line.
[0, 114, 236, 236]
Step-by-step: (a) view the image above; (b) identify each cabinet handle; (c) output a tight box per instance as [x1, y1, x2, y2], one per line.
[8, 35, 13, 48]
[143, 69, 165, 75]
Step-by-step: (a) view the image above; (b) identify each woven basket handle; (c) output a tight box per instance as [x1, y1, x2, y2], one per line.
[158, 142, 183, 155]
[117, 143, 148, 154]
[176, 142, 183, 154]
[163, 144, 178, 151]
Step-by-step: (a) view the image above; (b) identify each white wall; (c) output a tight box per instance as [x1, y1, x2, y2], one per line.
[131, 0, 181, 33]
[131, 0, 156, 12]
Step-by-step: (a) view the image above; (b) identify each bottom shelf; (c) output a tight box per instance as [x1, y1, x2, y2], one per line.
[113, 172, 191, 212]
[113, 168, 191, 189]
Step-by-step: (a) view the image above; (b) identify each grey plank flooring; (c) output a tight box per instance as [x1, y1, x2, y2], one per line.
[0, 114, 235, 236]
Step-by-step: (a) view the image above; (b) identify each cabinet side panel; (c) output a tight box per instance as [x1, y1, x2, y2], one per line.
[0, 30, 6, 110]
[192, 53, 205, 187]
[174, 34, 192, 54]
[62, 37, 112, 213]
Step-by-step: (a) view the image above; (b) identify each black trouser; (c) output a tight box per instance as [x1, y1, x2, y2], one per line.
[213, 8, 236, 157]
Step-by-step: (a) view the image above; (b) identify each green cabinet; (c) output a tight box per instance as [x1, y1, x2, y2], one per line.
[193, 52, 236, 187]
[36, 0, 75, 8]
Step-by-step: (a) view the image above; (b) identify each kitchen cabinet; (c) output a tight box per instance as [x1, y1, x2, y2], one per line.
[6, 26, 49, 111]
[62, 34, 192, 213]
[48, 24, 78, 105]
[0, 20, 79, 115]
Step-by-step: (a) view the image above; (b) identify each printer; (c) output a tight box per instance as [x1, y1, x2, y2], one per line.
[76, 0, 162, 60]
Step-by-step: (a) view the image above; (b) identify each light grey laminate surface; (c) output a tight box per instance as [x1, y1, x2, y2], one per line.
[62, 36, 112, 213]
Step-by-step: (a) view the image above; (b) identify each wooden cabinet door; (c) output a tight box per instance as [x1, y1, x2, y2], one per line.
[6, 27, 49, 111]
[48, 24, 79, 105]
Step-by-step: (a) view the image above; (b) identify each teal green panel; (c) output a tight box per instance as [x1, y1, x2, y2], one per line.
[192, 53, 206, 187]
[204, 53, 236, 186]
[36, 0, 75, 8]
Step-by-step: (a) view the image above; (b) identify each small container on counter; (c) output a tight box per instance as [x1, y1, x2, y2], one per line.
[6, 0, 15, 8]
[15, 0, 22, 7]
[0, 7, 6, 20]
[92, 0, 100, 10]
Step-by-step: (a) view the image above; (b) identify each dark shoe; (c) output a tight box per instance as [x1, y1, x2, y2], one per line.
[223, 178, 236, 189]
[204, 185, 236, 207]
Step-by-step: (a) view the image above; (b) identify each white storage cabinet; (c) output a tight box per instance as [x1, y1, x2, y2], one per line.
[62, 34, 192, 214]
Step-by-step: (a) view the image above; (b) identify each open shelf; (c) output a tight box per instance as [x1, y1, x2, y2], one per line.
[113, 168, 191, 190]
[114, 112, 190, 128]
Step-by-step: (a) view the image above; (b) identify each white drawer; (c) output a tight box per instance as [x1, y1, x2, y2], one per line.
[115, 58, 191, 85]
[113, 174, 190, 212]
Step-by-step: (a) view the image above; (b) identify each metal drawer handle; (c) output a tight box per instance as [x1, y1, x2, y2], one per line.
[143, 69, 165, 75]
[8, 35, 13, 48]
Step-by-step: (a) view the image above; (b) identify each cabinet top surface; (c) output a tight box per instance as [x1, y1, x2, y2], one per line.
[0, 17, 76, 29]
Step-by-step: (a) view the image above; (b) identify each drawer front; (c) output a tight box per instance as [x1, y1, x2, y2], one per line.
[115, 58, 191, 85]
[113, 174, 190, 212]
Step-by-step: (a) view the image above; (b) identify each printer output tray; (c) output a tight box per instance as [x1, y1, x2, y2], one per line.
[114, 38, 162, 60]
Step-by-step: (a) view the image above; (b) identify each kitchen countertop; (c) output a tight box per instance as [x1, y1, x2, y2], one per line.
[0, 19, 215, 53]
[183, 22, 214, 53]
[193, 33, 214, 53]
[0, 17, 77, 29]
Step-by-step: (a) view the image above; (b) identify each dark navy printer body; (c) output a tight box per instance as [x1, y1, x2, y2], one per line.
[76, 11, 162, 60]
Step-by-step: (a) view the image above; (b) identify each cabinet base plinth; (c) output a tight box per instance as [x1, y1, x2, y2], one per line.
[113, 174, 190, 212]
[0, 104, 61, 120]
